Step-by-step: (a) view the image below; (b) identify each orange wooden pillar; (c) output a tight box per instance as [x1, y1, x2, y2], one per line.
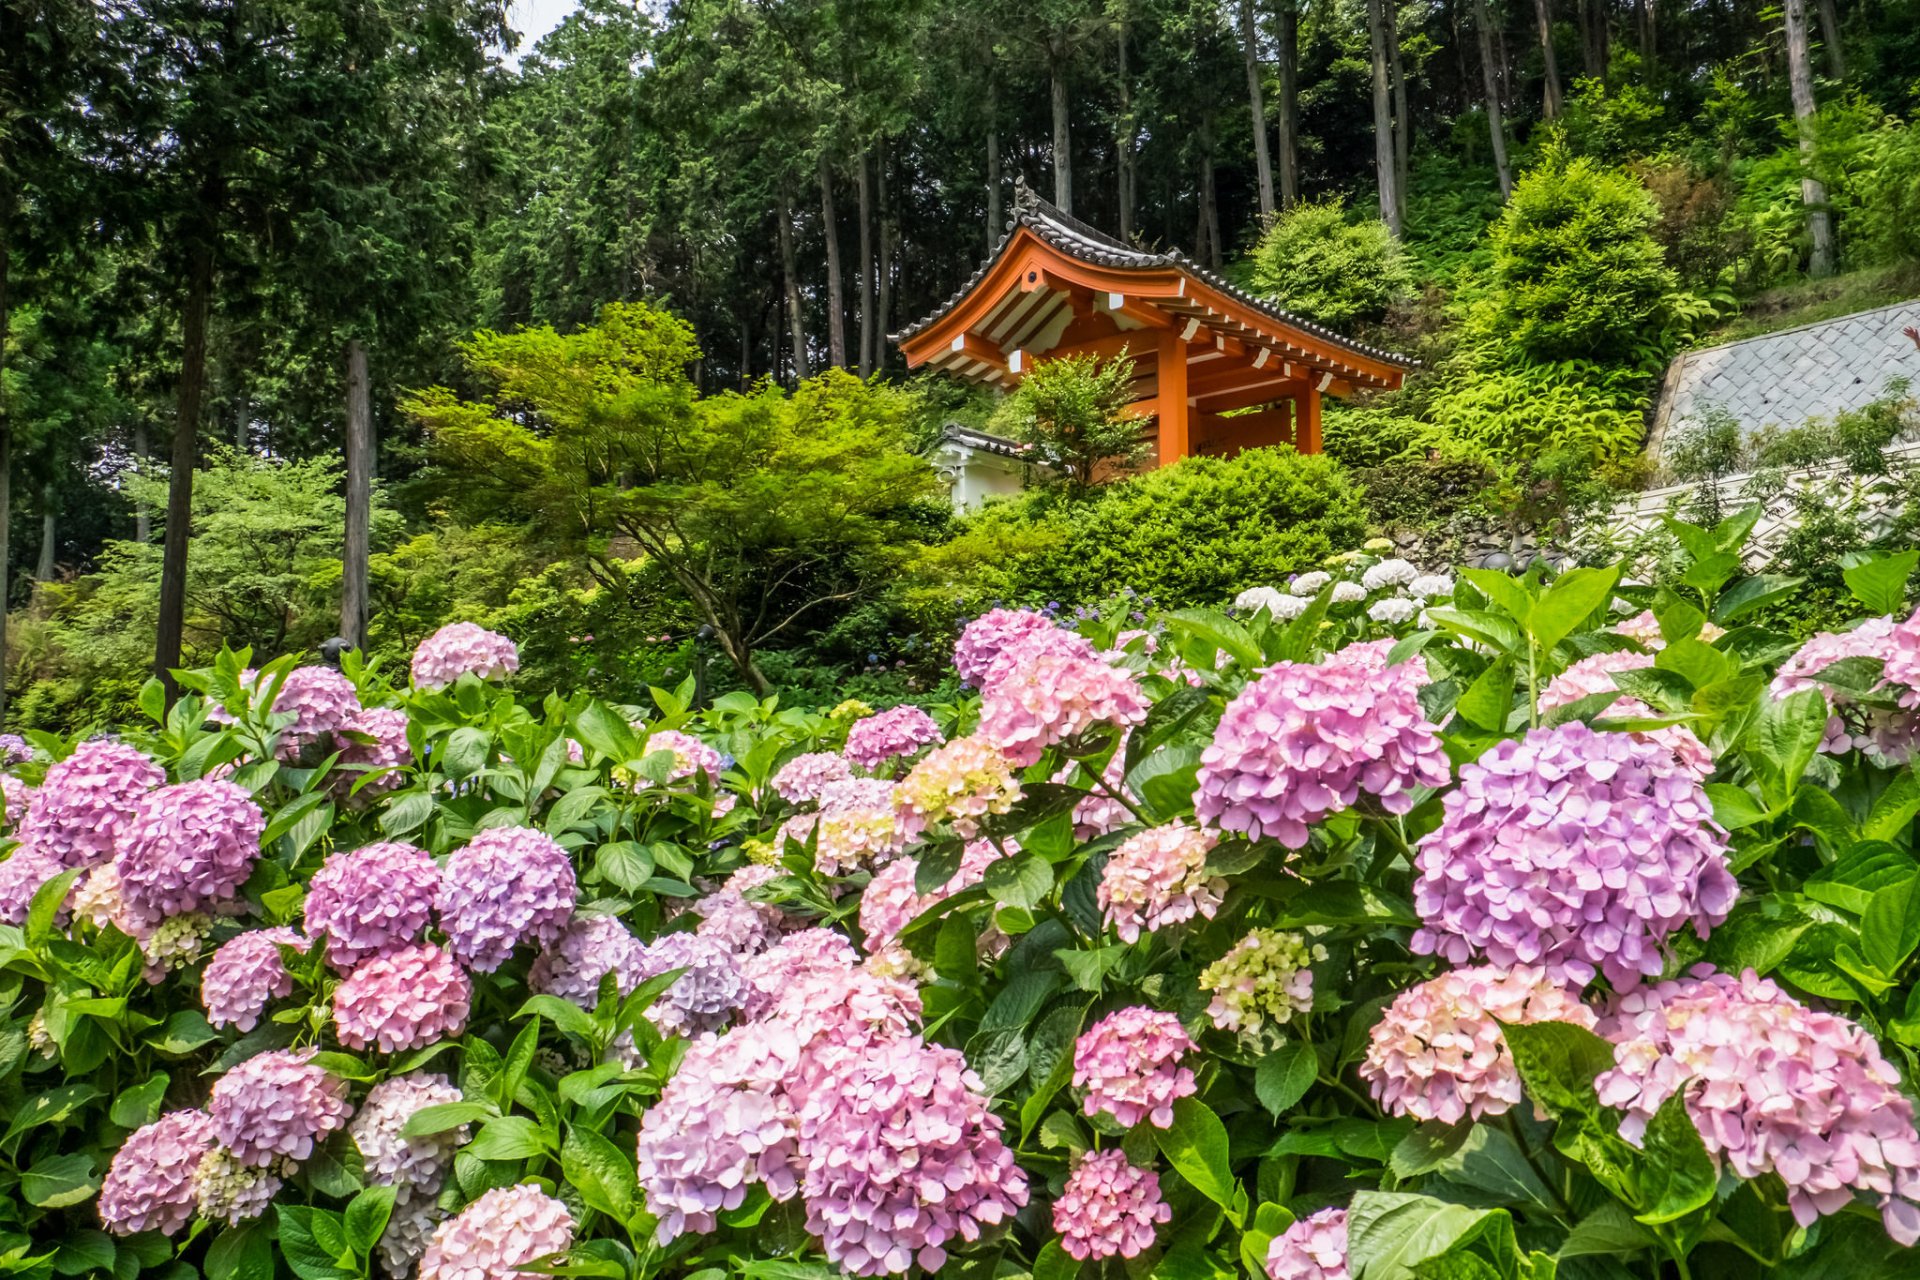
[1292, 383, 1323, 454]
[1156, 328, 1190, 465]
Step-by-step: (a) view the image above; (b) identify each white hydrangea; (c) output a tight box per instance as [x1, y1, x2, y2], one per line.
[1361, 559, 1419, 591]
[1292, 571, 1332, 594]
[1233, 587, 1289, 615]
[1330, 581, 1367, 604]
[1267, 594, 1309, 620]
[1407, 574, 1455, 600]
[1368, 598, 1419, 625]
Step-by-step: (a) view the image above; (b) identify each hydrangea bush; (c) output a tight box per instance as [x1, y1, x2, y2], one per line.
[8, 517, 1920, 1280]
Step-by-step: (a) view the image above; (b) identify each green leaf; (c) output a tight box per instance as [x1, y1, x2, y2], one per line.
[1865, 769, 1920, 841]
[573, 703, 643, 765]
[1254, 1041, 1317, 1118]
[275, 1208, 356, 1280]
[516, 994, 600, 1043]
[149, 1011, 219, 1055]
[1498, 1021, 1613, 1121]
[1453, 660, 1514, 732]
[1752, 689, 1828, 798]
[1125, 744, 1202, 823]
[562, 1126, 638, 1221]
[1389, 1122, 1472, 1179]
[1714, 573, 1805, 623]
[51, 1232, 115, 1278]
[110, 1074, 171, 1129]
[465, 1115, 551, 1161]
[344, 1186, 396, 1258]
[204, 1222, 273, 1280]
[26, 868, 83, 948]
[1458, 569, 1534, 625]
[441, 727, 492, 782]
[1555, 1202, 1656, 1260]
[1031, 1240, 1079, 1280]
[1276, 881, 1418, 928]
[399, 1100, 494, 1139]
[545, 784, 609, 836]
[23, 1152, 97, 1208]
[1863, 875, 1920, 975]
[1154, 1097, 1240, 1220]
[1845, 550, 1919, 615]
[1529, 565, 1620, 655]
[1345, 1191, 1504, 1280]
[1703, 783, 1767, 831]
[5, 1082, 102, 1140]
[1634, 1093, 1717, 1225]
[981, 849, 1053, 910]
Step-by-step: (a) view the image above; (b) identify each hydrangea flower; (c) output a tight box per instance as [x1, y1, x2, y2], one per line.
[1406, 574, 1455, 600]
[417, 1185, 575, 1280]
[1612, 609, 1725, 649]
[411, 623, 520, 690]
[1367, 598, 1418, 626]
[1771, 616, 1920, 761]
[1099, 821, 1225, 943]
[896, 735, 1022, 842]
[351, 1073, 469, 1190]
[805, 776, 906, 874]
[436, 826, 576, 972]
[1330, 581, 1367, 604]
[273, 666, 361, 755]
[192, 1147, 281, 1226]
[333, 943, 472, 1053]
[1292, 571, 1332, 594]
[857, 840, 999, 953]
[793, 1032, 1028, 1275]
[1060, 742, 1134, 841]
[635, 1022, 806, 1240]
[1052, 1149, 1171, 1261]
[739, 927, 862, 1020]
[1, 775, 32, 830]
[208, 1048, 352, 1167]
[0, 733, 32, 765]
[1411, 722, 1736, 987]
[380, 1193, 445, 1276]
[1200, 928, 1319, 1041]
[1361, 965, 1596, 1124]
[766, 961, 924, 1046]
[116, 779, 266, 923]
[202, 927, 307, 1031]
[771, 751, 854, 804]
[1195, 655, 1449, 848]
[19, 739, 164, 869]
[953, 608, 1059, 686]
[636, 930, 745, 1035]
[305, 841, 439, 972]
[72, 863, 142, 938]
[0, 847, 66, 926]
[641, 729, 726, 784]
[1361, 559, 1419, 591]
[844, 705, 946, 771]
[1265, 1208, 1349, 1280]
[692, 865, 790, 955]
[1540, 650, 1715, 775]
[1233, 586, 1297, 617]
[1073, 1007, 1198, 1129]
[99, 1110, 219, 1236]
[979, 649, 1148, 767]
[529, 913, 648, 1006]
[334, 707, 412, 804]
[1596, 966, 1920, 1244]
[142, 912, 213, 979]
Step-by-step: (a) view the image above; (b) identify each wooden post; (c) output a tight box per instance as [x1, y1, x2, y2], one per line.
[1296, 382, 1323, 454]
[1156, 328, 1190, 465]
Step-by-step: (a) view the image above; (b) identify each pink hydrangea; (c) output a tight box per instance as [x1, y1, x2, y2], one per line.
[1, 775, 32, 831]
[350, 1072, 468, 1190]
[273, 666, 361, 755]
[529, 913, 648, 1006]
[98, 1110, 219, 1236]
[1596, 966, 1920, 1244]
[72, 863, 143, 938]
[953, 608, 1059, 686]
[739, 927, 862, 1020]
[334, 707, 411, 804]
[895, 735, 1022, 842]
[771, 751, 854, 804]
[635, 1021, 807, 1240]
[643, 729, 726, 783]
[436, 826, 576, 972]
[202, 927, 307, 1031]
[1411, 722, 1736, 987]
[115, 779, 266, 924]
[411, 623, 520, 691]
[692, 866, 789, 955]
[1540, 650, 1714, 775]
[1771, 617, 1920, 761]
[635, 930, 746, 1035]
[1265, 1208, 1349, 1280]
[1060, 742, 1133, 841]
[843, 706, 945, 771]
[305, 841, 439, 971]
[19, 739, 164, 868]
[793, 1032, 1029, 1275]
[979, 649, 1148, 767]
[1052, 1149, 1170, 1261]
[1360, 964, 1597, 1124]
[1195, 656, 1450, 849]
[1099, 821, 1225, 944]
[767, 961, 924, 1046]
[208, 1048, 353, 1167]
[0, 847, 66, 926]
[803, 776, 905, 875]
[1073, 1007, 1198, 1129]
[333, 943, 472, 1053]
[1882, 604, 1920, 703]
[857, 840, 999, 953]
[1612, 610, 1724, 649]
[417, 1184, 574, 1280]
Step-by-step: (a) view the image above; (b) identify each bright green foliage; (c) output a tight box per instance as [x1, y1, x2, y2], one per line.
[1481, 141, 1684, 364]
[987, 351, 1144, 493]
[1249, 196, 1415, 328]
[1427, 349, 1651, 479]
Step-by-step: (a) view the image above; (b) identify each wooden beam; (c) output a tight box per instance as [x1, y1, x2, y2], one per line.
[1044, 331, 1147, 366]
[1157, 328, 1190, 465]
[949, 332, 1007, 372]
[1193, 379, 1305, 415]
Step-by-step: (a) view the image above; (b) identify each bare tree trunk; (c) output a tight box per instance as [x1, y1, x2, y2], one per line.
[1276, 0, 1299, 206]
[1535, 0, 1564, 117]
[1367, 0, 1403, 236]
[1475, 0, 1515, 198]
[986, 62, 1002, 253]
[1118, 16, 1136, 237]
[0, 201, 11, 725]
[1387, 0, 1410, 227]
[132, 421, 151, 542]
[340, 339, 372, 651]
[1050, 48, 1073, 213]
[1577, 0, 1605, 78]
[857, 154, 875, 377]
[776, 187, 810, 381]
[877, 148, 895, 370]
[1200, 117, 1222, 268]
[1635, 0, 1654, 63]
[1241, 0, 1276, 218]
[818, 156, 846, 370]
[34, 483, 53, 581]
[1786, 0, 1836, 277]
[1816, 0, 1844, 80]
[157, 236, 213, 697]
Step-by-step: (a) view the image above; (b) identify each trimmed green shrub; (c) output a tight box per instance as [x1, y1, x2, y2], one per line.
[1248, 195, 1415, 328]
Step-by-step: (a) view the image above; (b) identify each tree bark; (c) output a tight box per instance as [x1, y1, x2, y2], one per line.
[1386, 0, 1410, 227]
[0, 195, 10, 725]
[1535, 0, 1563, 118]
[1276, 0, 1299, 206]
[1118, 15, 1136, 238]
[1816, 0, 1844, 80]
[133, 421, 151, 542]
[877, 146, 895, 370]
[1200, 117, 1222, 268]
[1577, 0, 1606, 78]
[1635, 0, 1654, 63]
[818, 156, 846, 370]
[986, 62, 1002, 254]
[857, 153, 875, 378]
[1786, 0, 1836, 277]
[1475, 0, 1515, 198]
[1050, 46, 1073, 213]
[776, 187, 810, 381]
[340, 338, 372, 651]
[157, 236, 213, 696]
[1241, 0, 1275, 219]
[1367, 0, 1403, 236]
[34, 483, 53, 582]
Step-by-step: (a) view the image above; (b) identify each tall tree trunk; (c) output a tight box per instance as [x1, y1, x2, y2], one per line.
[157, 237, 213, 696]
[340, 339, 372, 651]
[1535, 0, 1564, 117]
[986, 63, 1002, 253]
[1578, 0, 1606, 78]
[1367, 0, 1403, 236]
[1200, 117, 1222, 268]
[1050, 47, 1073, 213]
[0, 197, 10, 725]
[1786, 0, 1836, 277]
[34, 483, 53, 582]
[1816, 0, 1844, 79]
[818, 156, 846, 370]
[1118, 16, 1136, 238]
[233, 393, 246, 451]
[775, 188, 810, 381]
[1475, 0, 1515, 198]
[1387, 0, 1410, 226]
[857, 153, 875, 378]
[132, 421, 151, 542]
[1276, 0, 1299, 206]
[1241, 0, 1276, 218]
[1635, 0, 1654, 63]
[877, 148, 895, 371]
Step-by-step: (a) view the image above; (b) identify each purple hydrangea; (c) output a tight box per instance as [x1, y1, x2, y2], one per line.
[1411, 722, 1737, 987]
[202, 927, 307, 1031]
[304, 841, 439, 972]
[1052, 1149, 1171, 1261]
[0, 774, 32, 831]
[273, 666, 361, 756]
[952, 608, 1060, 687]
[115, 779, 266, 924]
[1540, 649, 1714, 776]
[691, 865, 791, 955]
[417, 1184, 574, 1280]
[208, 1048, 353, 1167]
[333, 943, 472, 1053]
[19, 740, 164, 869]
[0, 733, 32, 765]
[843, 706, 945, 771]
[98, 1110, 219, 1236]
[436, 826, 576, 972]
[333, 707, 412, 804]
[411, 623, 520, 691]
[1073, 1007, 1198, 1129]
[529, 912, 648, 1007]
[739, 927, 862, 1020]
[978, 649, 1149, 767]
[0, 847, 66, 926]
[636, 930, 746, 1035]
